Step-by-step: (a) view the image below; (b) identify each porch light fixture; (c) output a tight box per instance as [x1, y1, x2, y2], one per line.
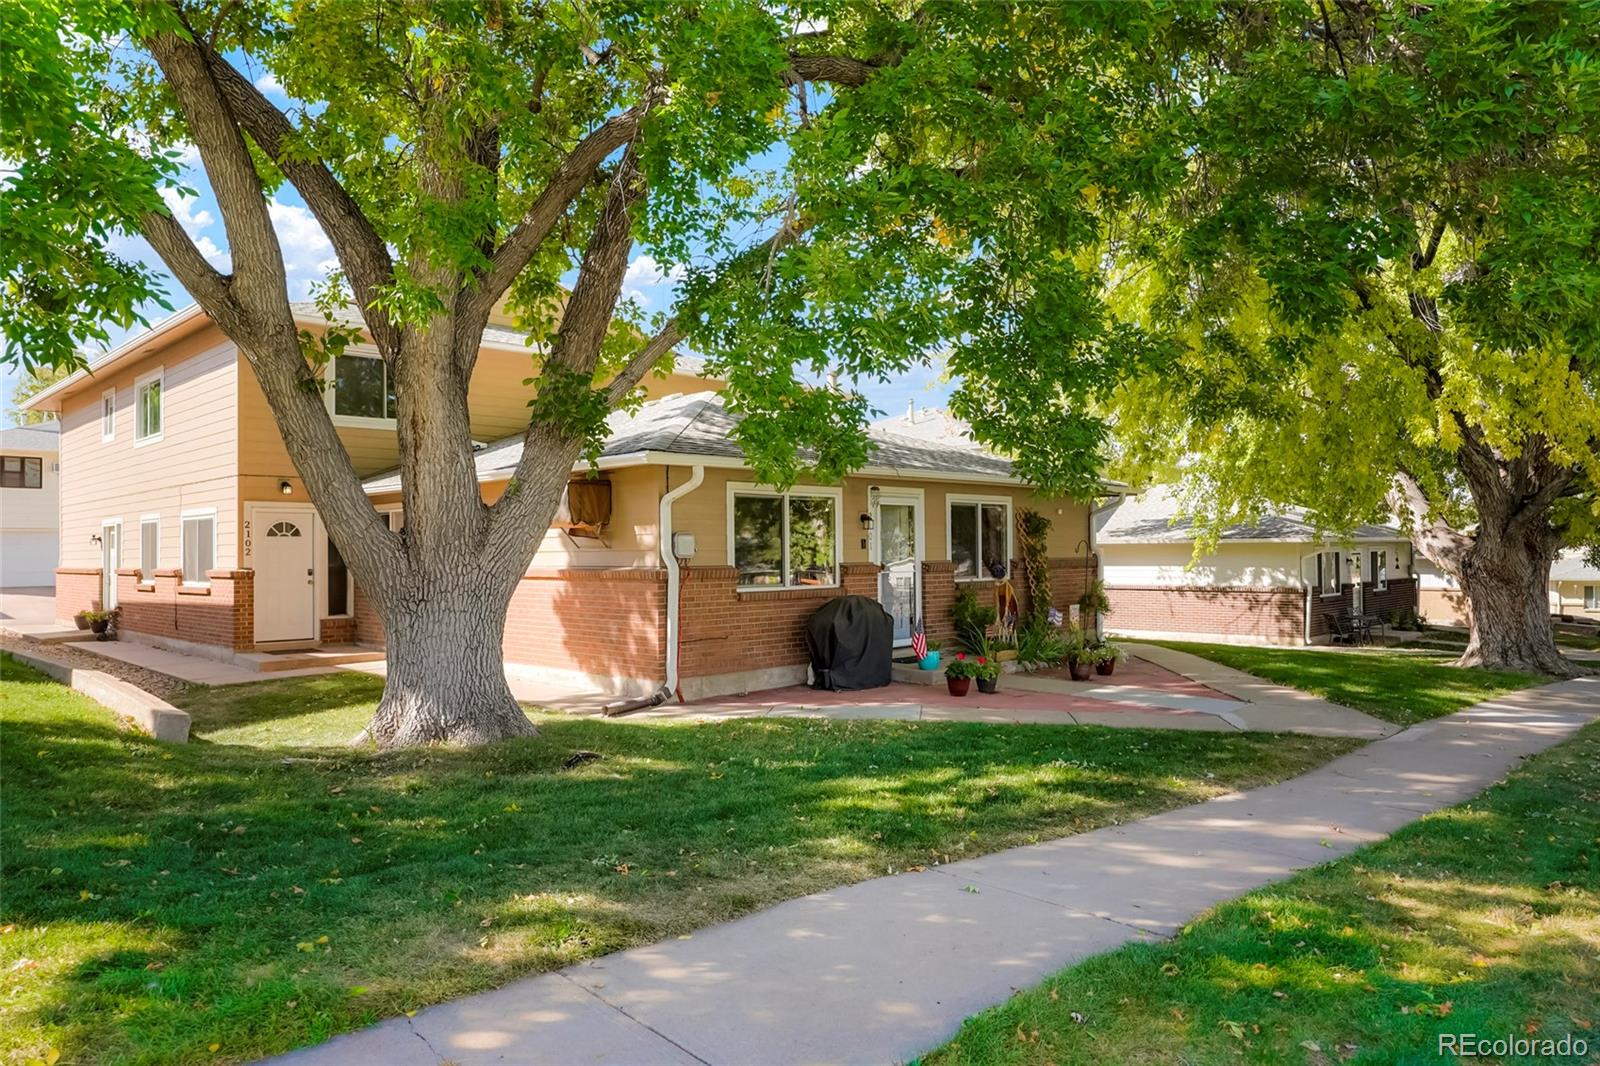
[278, 480, 293, 496]
[858, 511, 874, 531]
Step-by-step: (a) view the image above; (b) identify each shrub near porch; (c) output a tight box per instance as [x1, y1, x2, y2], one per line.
[0, 660, 1356, 1066]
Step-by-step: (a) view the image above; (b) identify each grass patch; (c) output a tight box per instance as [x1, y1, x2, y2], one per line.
[1151, 641, 1543, 726]
[1555, 632, 1600, 652]
[921, 721, 1600, 1066]
[0, 655, 1356, 1066]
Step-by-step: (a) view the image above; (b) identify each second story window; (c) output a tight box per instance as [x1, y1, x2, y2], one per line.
[135, 369, 163, 443]
[0, 455, 42, 488]
[101, 389, 116, 441]
[333, 352, 397, 422]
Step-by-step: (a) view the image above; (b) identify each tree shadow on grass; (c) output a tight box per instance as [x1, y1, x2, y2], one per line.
[3, 660, 1346, 1065]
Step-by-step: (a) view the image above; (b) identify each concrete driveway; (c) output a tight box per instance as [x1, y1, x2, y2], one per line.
[0, 586, 55, 625]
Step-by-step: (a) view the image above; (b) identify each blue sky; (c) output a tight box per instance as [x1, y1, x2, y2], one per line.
[6, 79, 952, 426]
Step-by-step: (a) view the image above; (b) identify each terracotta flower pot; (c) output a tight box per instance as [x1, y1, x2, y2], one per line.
[976, 677, 998, 694]
[1095, 660, 1115, 676]
[74, 612, 91, 631]
[946, 677, 971, 697]
[1069, 659, 1093, 682]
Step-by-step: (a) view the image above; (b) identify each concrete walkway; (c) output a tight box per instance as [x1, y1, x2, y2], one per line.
[1124, 642, 1400, 737]
[266, 677, 1597, 1066]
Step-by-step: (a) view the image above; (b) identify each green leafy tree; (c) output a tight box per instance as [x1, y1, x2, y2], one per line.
[3, 1, 1174, 744]
[1107, 0, 1599, 675]
[6, 365, 70, 425]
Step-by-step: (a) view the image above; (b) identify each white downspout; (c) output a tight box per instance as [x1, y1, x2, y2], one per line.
[660, 464, 705, 699]
[604, 463, 704, 716]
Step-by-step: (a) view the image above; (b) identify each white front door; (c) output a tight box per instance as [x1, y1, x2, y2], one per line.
[100, 522, 120, 609]
[253, 506, 317, 642]
[874, 497, 922, 645]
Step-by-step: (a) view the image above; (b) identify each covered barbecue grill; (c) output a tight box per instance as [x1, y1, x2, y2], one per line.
[805, 595, 894, 691]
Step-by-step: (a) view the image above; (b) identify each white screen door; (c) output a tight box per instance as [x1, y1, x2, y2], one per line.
[875, 499, 920, 644]
[101, 523, 120, 609]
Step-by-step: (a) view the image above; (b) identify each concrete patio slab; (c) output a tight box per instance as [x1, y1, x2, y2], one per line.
[259, 676, 1599, 1066]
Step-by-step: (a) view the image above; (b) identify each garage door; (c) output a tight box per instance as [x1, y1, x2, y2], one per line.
[0, 531, 58, 587]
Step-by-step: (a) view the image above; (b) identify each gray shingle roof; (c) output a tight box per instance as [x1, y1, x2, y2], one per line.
[362, 391, 1018, 493]
[1095, 486, 1403, 544]
[0, 423, 60, 452]
[1551, 550, 1600, 583]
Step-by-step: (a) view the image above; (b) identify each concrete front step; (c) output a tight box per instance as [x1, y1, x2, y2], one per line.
[891, 658, 1025, 686]
[238, 645, 386, 673]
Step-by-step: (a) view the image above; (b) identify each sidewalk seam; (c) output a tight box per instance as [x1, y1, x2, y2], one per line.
[557, 972, 713, 1065]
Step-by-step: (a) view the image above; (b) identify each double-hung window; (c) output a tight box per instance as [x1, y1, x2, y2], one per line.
[181, 511, 216, 586]
[101, 389, 116, 441]
[1317, 550, 1341, 596]
[1585, 585, 1597, 611]
[134, 369, 163, 443]
[949, 497, 1012, 580]
[332, 350, 397, 422]
[140, 516, 160, 577]
[0, 455, 42, 488]
[729, 486, 839, 588]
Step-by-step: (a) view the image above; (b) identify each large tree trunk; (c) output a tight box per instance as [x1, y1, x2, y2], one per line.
[1455, 521, 1574, 677]
[362, 569, 537, 747]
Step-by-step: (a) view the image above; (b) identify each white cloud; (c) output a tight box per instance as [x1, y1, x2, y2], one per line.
[267, 198, 339, 298]
[158, 186, 228, 269]
[254, 73, 283, 95]
[623, 254, 686, 307]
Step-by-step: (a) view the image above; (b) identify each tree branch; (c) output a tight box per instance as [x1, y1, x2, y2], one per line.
[201, 46, 401, 356]
[137, 204, 235, 317]
[1387, 466, 1472, 577]
[785, 53, 885, 87]
[468, 103, 650, 320]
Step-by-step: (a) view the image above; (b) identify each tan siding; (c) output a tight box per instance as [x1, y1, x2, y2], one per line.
[665, 467, 1091, 569]
[57, 327, 239, 570]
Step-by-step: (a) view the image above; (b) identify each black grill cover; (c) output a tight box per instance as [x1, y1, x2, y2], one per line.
[806, 595, 894, 690]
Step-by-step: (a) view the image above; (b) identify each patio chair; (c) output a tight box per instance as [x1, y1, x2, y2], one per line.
[1325, 613, 1361, 646]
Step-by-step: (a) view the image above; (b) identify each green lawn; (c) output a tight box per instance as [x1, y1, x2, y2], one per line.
[0, 657, 1356, 1066]
[921, 721, 1600, 1066]
[1151, 641, 1544, 726]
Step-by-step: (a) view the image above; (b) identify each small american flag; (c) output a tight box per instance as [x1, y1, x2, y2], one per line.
[911, 618, 928, 660]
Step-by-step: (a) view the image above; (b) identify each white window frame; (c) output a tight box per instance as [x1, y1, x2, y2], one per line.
[324, 528, 354, 619]
[376, 504, 404, 532]
[947, 494, 1014, 583]
[101, 388, 116, 442]
[133, 367, 164, 445]
[325, 345, 397, 429]
[139, 514, 160, 579]
[1317, 549, 1341, 597]
[1585, 585, 1597, 611]
[180, 508, 218, 587]
[726, 482, 844, 592]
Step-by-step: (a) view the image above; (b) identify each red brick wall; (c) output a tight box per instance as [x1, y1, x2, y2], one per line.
[503, 567, 666, 682]
[923, 556, 1097, 646]
[1308, 577, 1420, 638]
[1107, 584, 1306, 643]
[678, 563, 879, 681]
[115, 568, 254, 650]
[319, 616, 357, 644]
[56, 567, 101, 621]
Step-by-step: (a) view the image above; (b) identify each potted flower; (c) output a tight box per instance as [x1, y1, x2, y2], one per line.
[1092, 642, 1126, 676]
[944, 653, 979, 696]
[1059, 625, 1093, 681]
[973, 655, 1001, 694]
[918, 640, 942, 671]
[79, 608, 117, 641]
[72, 610, 92, 631]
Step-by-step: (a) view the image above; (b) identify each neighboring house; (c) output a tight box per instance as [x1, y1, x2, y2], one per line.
[0, 423, 60, 588]
[1094, 488, 1418, 645]
[1548, 550, 1600, 620]
[1414, 557, 1468, 626]
[25, 304, 1102, 700]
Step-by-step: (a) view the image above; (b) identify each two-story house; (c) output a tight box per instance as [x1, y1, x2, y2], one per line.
[26, 303, 1103, 700]
[0, 423, 60, 588]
